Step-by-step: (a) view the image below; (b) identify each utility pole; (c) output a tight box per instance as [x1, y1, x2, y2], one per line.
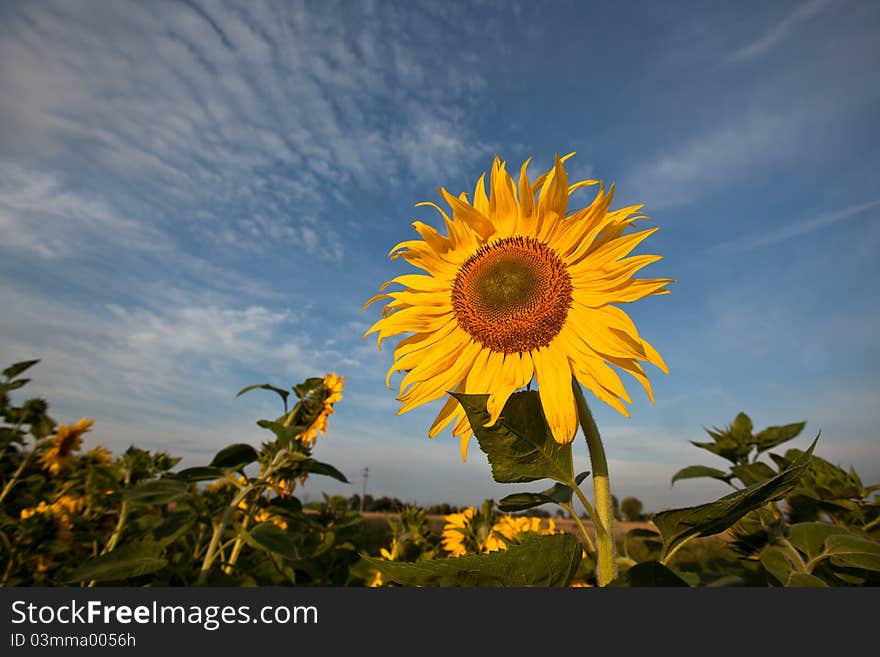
[360, 466, 369, 513]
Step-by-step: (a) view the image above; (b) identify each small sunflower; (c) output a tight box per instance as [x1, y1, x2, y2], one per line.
[298, 373, 345, 447]
[20, 495, 85, 530]
[39, 418, 94, 474]
[484, 515, 559, 552]
[440, 507, 477, 557]
[365, 155, 671, 459]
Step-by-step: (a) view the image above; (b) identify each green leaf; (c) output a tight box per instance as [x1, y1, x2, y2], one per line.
[5, 379, 30, 391]
[653, 437, 818, 560]
[304, 459, 349, 483]
[247, 523, 300, 560]
[609, 561, 689, 587]
[786, 573, 827, 587]
[753, 422, 806, 453]
[268, 496, 303, 515]
[172, 466, 226, 482]
[730, 462, 777, 486]
[236, 383, 290, 411]
[731, 412, 753, 440]
[153, 511, 196, 546]
[452, 391, 574, 484]
[256, 420, 300, 445]
[365, 533, 582, 587]
[499, 472, 589, 511]
[66, 541, 167, 583]
[759, 546, 797, 585]
[498, 492, 557, 512]
[788, 522, 854, 560]
[3, 359, 40, 380]
[671, 465, 731, 486]
[209, 443, 259, 469]
[824, 535, 880, 572]
[122, 478, 189, 505]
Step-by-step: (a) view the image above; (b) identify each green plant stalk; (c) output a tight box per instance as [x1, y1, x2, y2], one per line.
[559, 501, 596, 555]
[199, 448, 289, 583]
[0, 440, 37, 506]
[573, 381, 617, 586]
[224, 495, 258, 575]
[198, 484, 251, 584]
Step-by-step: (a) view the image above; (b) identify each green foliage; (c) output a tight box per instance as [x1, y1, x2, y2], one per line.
[610, 561, 689, 587]
[498, 473, 589, 512]
[654, 440, 817, 560]
[365, 533, 583, 587]
[452, 391, 574, 484]
[67, 541, 168, 584]
[4, 363, 879, 588]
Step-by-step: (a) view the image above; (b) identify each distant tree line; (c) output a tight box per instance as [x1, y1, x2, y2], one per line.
[304, 494, 647, 520]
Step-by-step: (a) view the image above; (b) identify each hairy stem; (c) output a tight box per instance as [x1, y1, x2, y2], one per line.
[573, 381, 617, 586]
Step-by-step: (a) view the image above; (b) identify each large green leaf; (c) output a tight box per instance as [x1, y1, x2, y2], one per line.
[653, 438, 818, 560]
[303, 459, 349, 483]
[730, 462, 777, 486]
[753, 422, 806, 453]
[153, 510, 196, 546]
[67, 541, 167, 583]
[786, 573, 827, 587]
[452, 391, 574, 484]
[172, 466, 226, 482]
[609, 561, 689, 587]
[824, 535, 880, 572]
[671, 465, 732, 486]
[246, 522, 301, 560]
[3, 359, 40, 380]
[365, 533, 582, 587]
[759, 546, 797, 585]
[256, 420, 301, 445]
[236, 383, 290, 411]
[210, 443, 259, 469]
[122, 478, 189, 505]
[788, 522, 854, 560]
[498, 472, 589, 512]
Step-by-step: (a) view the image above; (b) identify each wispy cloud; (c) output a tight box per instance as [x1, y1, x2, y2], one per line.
[729, 0, 836, 63]
[0, 165, 169, 258]
[714, 199, 880, 252]
[0, 281, 328, 418]
[626, 111, 800, 208]
[0, 1, 491, 261]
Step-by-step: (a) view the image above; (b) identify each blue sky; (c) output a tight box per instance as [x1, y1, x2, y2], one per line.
[1, 0, 878, 511]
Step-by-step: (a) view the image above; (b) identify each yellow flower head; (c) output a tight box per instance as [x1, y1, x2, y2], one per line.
[252, 507, 288, 531]
[39, 417, 94, 474]
[484, 515, 559, 552]
[85, 445, 113, 465]
[440, 507, 477, 557]
[364, 155, 671, 459]
[20, 495, 85, 530]
[297, 373, 345, 448]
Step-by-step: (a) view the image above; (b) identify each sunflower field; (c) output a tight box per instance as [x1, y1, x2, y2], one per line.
[2, 357, 878, 588]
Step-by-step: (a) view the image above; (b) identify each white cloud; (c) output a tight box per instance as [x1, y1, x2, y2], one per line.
[0, 165, 169, 258]
[0, 1, 490, 259]
[714, 199, 880, 252]
[626, 111, 800, 208]
[729, 0, 836, 63]
[0, 281, 324, 418]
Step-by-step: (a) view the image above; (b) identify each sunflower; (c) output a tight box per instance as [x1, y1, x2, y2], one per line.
[440, 507, 477, 557]
[298, 373, 345, 447]
[484, 515, 560, 552]
[365, 155, 671, 459]
[39, 417, 94, 474]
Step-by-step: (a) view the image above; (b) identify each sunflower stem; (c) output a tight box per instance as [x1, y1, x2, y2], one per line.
[573, 380, 617, 587]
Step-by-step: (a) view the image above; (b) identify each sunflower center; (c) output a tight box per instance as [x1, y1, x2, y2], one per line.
[451, 236, 572, 353]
